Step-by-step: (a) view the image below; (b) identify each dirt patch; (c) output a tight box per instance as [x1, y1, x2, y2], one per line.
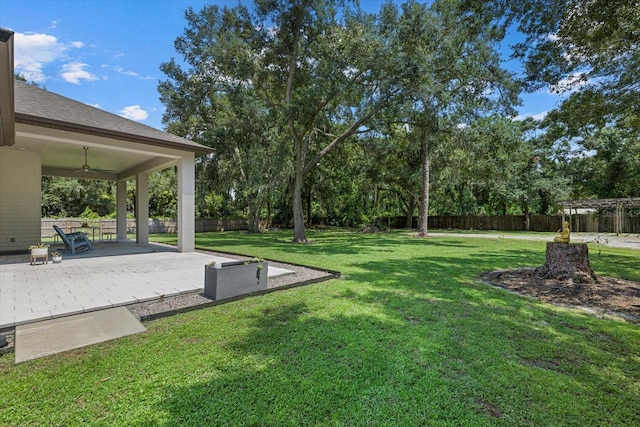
[479, 268, 640, 323]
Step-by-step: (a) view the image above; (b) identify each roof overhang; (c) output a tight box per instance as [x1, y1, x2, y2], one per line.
[15, 112, 212, 157]
[13, 80, 214, 159]
[0, 28, 15, 147]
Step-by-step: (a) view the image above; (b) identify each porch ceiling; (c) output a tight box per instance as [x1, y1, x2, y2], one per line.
[16, 123, 182, 181]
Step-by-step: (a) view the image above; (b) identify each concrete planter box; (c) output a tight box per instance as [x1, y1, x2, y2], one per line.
[204, 260, 268, 300]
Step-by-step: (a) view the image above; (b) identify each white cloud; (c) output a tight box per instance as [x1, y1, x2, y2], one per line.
[61, 62, 98, 84]
[114, 66, 138, 77]
[87, 103, 101, 109]
[513, 111, 549, 121]
[114, 65, 154, 80]
[14, 32, 67, 82]
[49, 20, 59, 29]
[119, 105, 148, 121]
[14, 31, 94, 84]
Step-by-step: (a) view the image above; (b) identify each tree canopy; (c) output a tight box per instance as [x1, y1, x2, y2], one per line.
[38, 1, 638, 233]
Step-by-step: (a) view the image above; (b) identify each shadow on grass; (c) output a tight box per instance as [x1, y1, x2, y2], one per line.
[145, 244, 640, 426]
[589, 250, 640, 282]
[143, 304, 495, 425]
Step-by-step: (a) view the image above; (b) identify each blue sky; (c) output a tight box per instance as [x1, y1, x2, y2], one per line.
[1, 0, 564, 131]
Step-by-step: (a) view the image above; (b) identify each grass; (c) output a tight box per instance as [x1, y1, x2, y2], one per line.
[1, 230, 639, 426]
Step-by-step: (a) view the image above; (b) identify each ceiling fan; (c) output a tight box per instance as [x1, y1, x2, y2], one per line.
[76, 147, 115, 173]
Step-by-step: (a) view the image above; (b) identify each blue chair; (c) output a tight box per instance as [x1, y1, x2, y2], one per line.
[53, 225, 94, 254]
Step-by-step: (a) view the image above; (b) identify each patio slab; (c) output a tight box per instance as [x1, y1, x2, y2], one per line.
[14, 306, 146, 363]
[0, 242, 293, 330]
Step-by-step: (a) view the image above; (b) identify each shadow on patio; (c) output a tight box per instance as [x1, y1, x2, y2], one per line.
[0, 240, 178, 266]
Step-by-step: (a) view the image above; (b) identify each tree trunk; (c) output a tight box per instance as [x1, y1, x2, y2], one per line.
[405, 196, 416, 229]
[266, 199, 272, 229]
[536, 243, 598, 283]
[306, 187, 312, 226]
[417, 132, 430, 237]
[292, 144, 307, 242]
[247, 192, 260, 234]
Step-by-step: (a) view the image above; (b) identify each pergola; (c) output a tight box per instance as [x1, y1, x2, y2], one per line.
[558, 198, 640, 235]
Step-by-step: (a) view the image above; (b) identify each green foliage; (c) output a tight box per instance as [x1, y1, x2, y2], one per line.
[79, 207, 100, 219]
[41, 177, 115, 218]
[160, 4, 291, 228]
[494, 0, 640, 201]
[203, 191, 225, 218]
[570, 126, 640, 199]
[149, 170, 178, 219]
[2, 231, 639, 425]
[28, 242, 49, 249]
[149, 0, 638, 234]
[504, 0, 640, 129]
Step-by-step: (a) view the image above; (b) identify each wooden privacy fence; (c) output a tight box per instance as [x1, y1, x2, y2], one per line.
[386, 214, 640, 233]
[426, 215, 561, 232]
[41, 218, 135, 240]
[194, 218, 247, 232]
[148, 218, 248, 233]
[43, 214, 639, 237]
[41, 218, 248, 238]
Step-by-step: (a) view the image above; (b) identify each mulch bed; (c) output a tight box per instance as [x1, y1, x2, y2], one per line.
[479, 268, 640, 323]
[127, 257, 338, 322]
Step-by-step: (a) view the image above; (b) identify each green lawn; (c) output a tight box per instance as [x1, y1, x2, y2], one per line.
[1, 230, 639, 426]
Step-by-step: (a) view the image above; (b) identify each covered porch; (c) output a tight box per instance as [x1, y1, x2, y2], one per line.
[1, 29, 212, 255]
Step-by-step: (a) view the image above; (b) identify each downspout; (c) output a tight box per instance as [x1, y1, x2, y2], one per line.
[0, 28, 15, 147]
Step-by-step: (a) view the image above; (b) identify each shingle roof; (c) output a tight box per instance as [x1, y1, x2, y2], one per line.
[14, 80, 212, 155]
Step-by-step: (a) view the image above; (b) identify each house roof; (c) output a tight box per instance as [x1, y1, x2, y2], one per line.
[14, 80, 212, 156]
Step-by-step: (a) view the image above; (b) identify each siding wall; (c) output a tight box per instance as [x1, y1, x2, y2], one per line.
[0, 148, 42, 252]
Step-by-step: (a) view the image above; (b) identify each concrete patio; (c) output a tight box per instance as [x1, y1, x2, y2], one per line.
[0, 241, 292, 330]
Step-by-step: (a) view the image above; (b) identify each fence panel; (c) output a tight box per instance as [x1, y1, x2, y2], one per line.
[387, 214, 639, 233]
[42, 214, 639, 236]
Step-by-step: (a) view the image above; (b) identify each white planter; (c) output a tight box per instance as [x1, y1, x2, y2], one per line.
[30, 248, 49, 265]
[52, 256, 62, 263]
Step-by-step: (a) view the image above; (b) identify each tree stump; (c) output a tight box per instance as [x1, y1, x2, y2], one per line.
[536, 243, 598, 283]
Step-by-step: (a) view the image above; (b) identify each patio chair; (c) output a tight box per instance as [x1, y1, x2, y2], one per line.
[53, 225, 94, 255]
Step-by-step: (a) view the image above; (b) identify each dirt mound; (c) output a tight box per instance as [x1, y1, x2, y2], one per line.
[479, 268, 640, 323]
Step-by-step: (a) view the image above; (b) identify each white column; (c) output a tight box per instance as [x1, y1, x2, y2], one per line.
[136, 172, 149, 244]
[116, 179, 127, 240]
[177, 154, 196, 252]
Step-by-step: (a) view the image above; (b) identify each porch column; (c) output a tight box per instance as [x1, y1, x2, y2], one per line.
[116, 179, 127, 240]
[136, 172, 149, 244]
[177, 154, 196, 252]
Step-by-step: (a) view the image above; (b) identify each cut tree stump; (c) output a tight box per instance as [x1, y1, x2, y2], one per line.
[536, 242, 598, 283]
